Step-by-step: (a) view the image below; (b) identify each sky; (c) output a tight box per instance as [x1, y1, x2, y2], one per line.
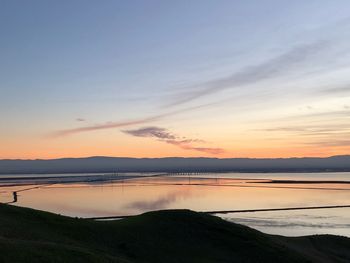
[1, 0, 350, 159]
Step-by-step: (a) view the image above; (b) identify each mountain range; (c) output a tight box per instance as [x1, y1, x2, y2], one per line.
[1, 155, 350, 174]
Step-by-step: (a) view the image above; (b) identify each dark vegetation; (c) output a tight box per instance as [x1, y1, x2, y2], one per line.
[0, 205, 350, 262]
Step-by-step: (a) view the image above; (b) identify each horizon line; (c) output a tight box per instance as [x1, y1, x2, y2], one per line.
[1, 154, 349, 161]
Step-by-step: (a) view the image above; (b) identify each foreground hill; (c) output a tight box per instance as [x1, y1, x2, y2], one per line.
[0, 205, 349, 262]
[1, 155, 350, 174]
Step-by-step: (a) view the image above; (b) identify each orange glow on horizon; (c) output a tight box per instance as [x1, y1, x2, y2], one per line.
[1, 142, 348, 160]
[1, 128, 349, 160]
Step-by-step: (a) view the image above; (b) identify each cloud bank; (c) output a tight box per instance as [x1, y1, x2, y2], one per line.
[123, 126, 224, 155]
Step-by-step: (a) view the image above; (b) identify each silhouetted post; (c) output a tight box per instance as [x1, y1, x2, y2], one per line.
[13, 192, 18, 203]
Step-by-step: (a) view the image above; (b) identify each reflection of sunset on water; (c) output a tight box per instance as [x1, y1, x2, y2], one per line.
[1, 173, 349, 237]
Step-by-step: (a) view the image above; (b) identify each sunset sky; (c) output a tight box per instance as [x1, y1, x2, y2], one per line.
[1, 0, 350, 159]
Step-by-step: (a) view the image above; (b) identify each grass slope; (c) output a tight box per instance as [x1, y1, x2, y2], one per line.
[0, 204, 349, 262]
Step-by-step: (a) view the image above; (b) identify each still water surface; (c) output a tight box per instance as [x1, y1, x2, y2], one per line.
[1, 172, 349, 237]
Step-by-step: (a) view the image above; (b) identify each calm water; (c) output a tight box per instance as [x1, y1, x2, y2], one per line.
[1, 172, 350, 237]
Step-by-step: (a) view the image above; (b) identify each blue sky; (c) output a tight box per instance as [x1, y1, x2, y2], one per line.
[1, 1, 350, 158]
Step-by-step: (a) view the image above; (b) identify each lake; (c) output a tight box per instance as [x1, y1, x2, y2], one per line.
[1, 172, 349, 237]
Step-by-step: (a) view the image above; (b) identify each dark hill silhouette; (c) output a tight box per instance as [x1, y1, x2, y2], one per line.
[1, 155, 350, 174]
[0, 204, 349, 262]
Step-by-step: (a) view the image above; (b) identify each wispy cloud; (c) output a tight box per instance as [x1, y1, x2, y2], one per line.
[304, 139, 350, 147]
[49, 104, 215, 137]
[50, 116, 162, 137]
[169, 41, 330, 106]
[48, 103, 216, 138]
[166, 140, 224, 154]
[321, 86, 350, 94]
[123, 126, 224, 155]
[124, 126, 177, 140]
[258, 121, 350, 149]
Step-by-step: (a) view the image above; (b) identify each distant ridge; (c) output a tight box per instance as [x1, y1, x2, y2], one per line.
[1, 155, 350, 174]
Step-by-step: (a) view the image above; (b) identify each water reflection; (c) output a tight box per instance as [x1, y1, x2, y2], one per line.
[124, 188, 194, 211]
[1, 172, 350, 236]
[4, 191, 18, 204]
[225, 209, 350, 236]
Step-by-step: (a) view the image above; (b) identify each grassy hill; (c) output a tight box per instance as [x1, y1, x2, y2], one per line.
[0, 204, 349, 262]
